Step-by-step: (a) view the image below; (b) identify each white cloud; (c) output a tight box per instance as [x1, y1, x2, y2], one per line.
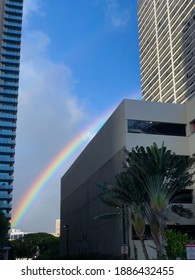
[94, 0, 131, 28]
[23, 0, 43, 20]
[13, 7, 90, 232]
[106, 0, 130, 27]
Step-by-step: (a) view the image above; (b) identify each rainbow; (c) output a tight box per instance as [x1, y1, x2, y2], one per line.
[11, 107, 114, 228]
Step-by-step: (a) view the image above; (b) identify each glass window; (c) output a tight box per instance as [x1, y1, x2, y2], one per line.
[127, 120, 186, 136]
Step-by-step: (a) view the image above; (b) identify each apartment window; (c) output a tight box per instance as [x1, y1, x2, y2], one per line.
[127, 120, 186, 136]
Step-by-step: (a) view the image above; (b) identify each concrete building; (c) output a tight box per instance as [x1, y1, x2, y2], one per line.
[9, 228, 31, 241]
[60, 97, 195, 259]
[138, 0, 195, 103]
[0, 0, 23, 220]
[53, 219, 60, 237]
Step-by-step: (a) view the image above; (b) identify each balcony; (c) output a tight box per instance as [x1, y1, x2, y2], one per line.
[0, 165, 14, 172]
[0, 121, 17, 129]
[0, 65, 19, 71]
[3, 35, 21, 42]
[0, 194, 13, 201]
[4, 212, 11, 219]
[1, 81, 18, 86]
[3, 28, 21, 35]
[0, 137, 15, 145]
[0, 155, 15, 163]
[0, 203, 12, 210]
[6, 1, 23, 7]
[4, 14, 22, 21]
[0, 184, 13, 191]
[0, 81, 18, 89]
[0, 96, 18, 103]
[2, 50, 20, 57]
[0, 89, 18, 95]
[4, 21, 22, 28]
[0, 112, 17, 120]
[0, 174, 14, 183]
[1, 58, 20, 64]
[0, 130, 16, 137]
[0, 81, 19, 88]
[0, 104, 17, 112]
[2, 42, 20, 50]
[0, 101, 17, 109]
[0, 73, 19, 80]
[5, 7, 23, 15]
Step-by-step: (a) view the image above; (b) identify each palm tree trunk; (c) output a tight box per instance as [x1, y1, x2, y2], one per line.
[158, 219, 166, 257]
[139, 236, 149, 260]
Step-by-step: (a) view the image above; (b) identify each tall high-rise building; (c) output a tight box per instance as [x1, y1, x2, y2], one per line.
[0, 0, 23, 220]
[138, 0, 195, 103]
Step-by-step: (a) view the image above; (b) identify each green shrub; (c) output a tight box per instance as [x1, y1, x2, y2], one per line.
[165, 229, 190, 259]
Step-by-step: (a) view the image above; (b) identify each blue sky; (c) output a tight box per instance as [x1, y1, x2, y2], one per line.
[13, 0, 141, 233]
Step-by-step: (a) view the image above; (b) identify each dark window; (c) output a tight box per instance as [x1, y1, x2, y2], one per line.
[127, 120, 186, 136]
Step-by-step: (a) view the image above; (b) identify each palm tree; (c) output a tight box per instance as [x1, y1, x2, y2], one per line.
[131, 203, 149, 259]
[97, 143, 195, 259]
[125, 143, 195, 257]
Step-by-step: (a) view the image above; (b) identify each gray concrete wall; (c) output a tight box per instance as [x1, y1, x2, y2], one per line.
[60, 149, 125, 258]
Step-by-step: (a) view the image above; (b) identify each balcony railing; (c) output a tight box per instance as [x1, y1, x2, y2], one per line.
[0, 174, 14, 182]
[2, 42, 21, 50]
[0, 104, 17, 111]
[5, 7, 23, 14]
[0, 89, 18, 95]
[0, 82, 18, 89]
[0, 138, 15, 145]
[0, 165, 14, 172]
[4, 212, 11, 219]
[0, 115, 17, 122]
[0, 155, 15, 163]
[0, 73, 19, 79]
[3, 28, 21, 35]
[0, 65, 19, 71]
[0, 88, 18, 96]
[0, 96, 18, 103]
[6, 1, 23, 7]
[2, 50, 20, 56]
[1, 58, 20, 64]
[0, 184, 13, 191]
[4, 14, 22, 21]
[3, 35, 21, 42]
[0, 203, 12, 210]
[4, 21, 22, 28]
[0, 121, 16, 128]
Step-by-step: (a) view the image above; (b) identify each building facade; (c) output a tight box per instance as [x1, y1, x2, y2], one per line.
[9, 228, 30, 241]
[60, 98, 195, 259]
[0, 0, 23, 220]
[138, 0, 195, 103]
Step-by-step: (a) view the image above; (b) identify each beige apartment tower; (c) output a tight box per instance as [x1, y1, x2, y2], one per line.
[138, 0, 195, 103]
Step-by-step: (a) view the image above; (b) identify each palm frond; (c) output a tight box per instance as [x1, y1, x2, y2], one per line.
[171, 204, 194, 219]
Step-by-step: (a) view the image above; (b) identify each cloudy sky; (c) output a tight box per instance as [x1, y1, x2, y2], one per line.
[12, 0, 141, 233]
